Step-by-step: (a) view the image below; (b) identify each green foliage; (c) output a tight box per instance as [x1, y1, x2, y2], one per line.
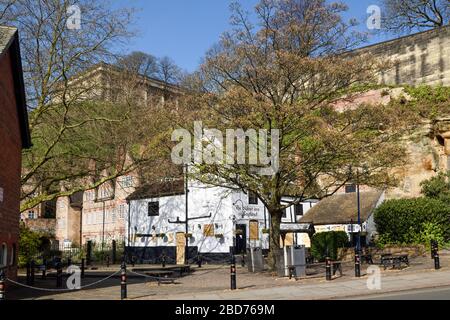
[405, 85, 450, 104]
[401, 85, 450, 120]
[310, 231, 349, 262]
[374, 197, 450, 246]
[420, 171, 450, 203]
[18, 225, 43, 267]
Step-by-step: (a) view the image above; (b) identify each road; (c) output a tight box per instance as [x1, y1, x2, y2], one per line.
[347, 286, 450, 300]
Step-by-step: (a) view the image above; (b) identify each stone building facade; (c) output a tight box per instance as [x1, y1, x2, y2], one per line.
[51, 64, 180, 246]
[0, 26, 31, 280]
[355, 26, 450, 86]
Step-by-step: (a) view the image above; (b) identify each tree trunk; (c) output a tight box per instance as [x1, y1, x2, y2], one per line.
[268, 209, 283, 271]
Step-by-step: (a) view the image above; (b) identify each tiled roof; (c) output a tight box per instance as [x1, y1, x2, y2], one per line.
[127, 178, 185, 201]
[299, 191, 383, 225]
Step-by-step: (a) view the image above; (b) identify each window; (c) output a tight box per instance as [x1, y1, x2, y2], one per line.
[203, 224, 215, 236]
[148, 202, 159, 216]
[282, 209, 287, 218]
[0, 243, 7, 267]
[345, 184, 356, 193]
[248, 191, 258, 205]
[112, 209, 117, 223]
[28, 210, 36, 219]
[10, 244, 16, 266]
[295, 204, 303, 216]
[118, 204, 126, 219]
[121, 176, 134, 188]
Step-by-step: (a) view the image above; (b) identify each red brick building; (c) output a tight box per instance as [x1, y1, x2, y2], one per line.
[0, 26, 31, 280]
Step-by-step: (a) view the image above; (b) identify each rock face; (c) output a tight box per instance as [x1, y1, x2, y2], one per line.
[332, 86, 449, 200]
[386, 117, 450, 200]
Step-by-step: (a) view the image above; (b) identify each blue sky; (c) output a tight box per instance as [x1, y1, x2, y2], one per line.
[118, 0, 395, 73]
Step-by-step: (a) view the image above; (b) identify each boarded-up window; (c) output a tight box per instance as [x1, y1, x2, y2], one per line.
[249, 220, 259, 240]
[148, 202, 159, 216]
[203, 224, 215, 236]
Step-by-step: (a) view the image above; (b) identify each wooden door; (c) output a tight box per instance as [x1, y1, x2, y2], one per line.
[176, 232, 185, 265]
[249, 220, 259, 241]
[280, 232, 294, 247]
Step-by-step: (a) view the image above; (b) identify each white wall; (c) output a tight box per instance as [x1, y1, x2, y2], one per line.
[127, 180, 317, 253]
[127, 182, 235, 253]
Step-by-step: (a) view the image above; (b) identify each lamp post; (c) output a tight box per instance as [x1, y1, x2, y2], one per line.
[230, 215, 237, 290]
[356, 170, 361, 256]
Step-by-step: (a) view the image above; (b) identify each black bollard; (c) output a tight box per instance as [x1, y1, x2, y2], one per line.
[434, 251, 441, 270]
[230, 247, 236, 290]
[161, 253, 166, 268]
[26, 262, 31, 285]
[431, 240, 437, 259]
[112, 240, 117, 265]
[56, 262, 63, 288]
[41, 259, 47, 280]
[197, 255, 202, 268]
[106, 255, 110, 268]
[86, 241, 92, 266]
[325, 257, 332, 281]
[241, 253, 245, 267]
[120, 261, 127, 300]
[81, 258, 85, 278]
[30, 260, 35, 286]
[0, 269, 5, 300]
[355, 253, 361, 278]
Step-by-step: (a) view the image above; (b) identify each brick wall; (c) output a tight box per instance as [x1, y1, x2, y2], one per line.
[0, 50, 22, 280]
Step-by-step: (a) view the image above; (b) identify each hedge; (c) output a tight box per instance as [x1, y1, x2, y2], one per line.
[310, 231, 349, 262]
[373, 197, 450, 247]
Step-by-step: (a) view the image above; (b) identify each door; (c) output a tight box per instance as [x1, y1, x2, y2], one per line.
[280, 232, 294, 247]
[235, 224, 247, 254]
[249, 220, 259, 245]
[176, 232, 186, 265]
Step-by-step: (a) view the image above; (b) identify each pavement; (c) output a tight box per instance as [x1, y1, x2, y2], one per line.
[7, 254, 450, 300]
[146, 268, 450, 300]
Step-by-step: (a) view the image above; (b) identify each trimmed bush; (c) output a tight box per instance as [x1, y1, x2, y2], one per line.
[310, 231, 349, 262]
[374, 197, 450, 247]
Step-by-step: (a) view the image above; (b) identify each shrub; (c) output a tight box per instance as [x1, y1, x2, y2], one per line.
[18, 225, 42, 267]
[310, 231, 349, 262]
[374, 197, 450, 246]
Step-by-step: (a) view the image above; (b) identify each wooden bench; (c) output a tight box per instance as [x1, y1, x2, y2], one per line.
[361, 254, 374, 264]
[380, 254, 409, 270]
[304, 260, 343, 278]
[331, 261, 343, 277]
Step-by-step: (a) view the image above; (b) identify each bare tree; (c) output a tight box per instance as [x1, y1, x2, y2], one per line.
[380, 0, 449, 33]
[0, 0, 176, 211]
[0, 0, 17, 20]
[175, 0, 414, 270]
[116, 51, 159, 78]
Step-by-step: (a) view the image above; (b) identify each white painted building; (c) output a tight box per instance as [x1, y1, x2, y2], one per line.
[125, 179, 316, 264]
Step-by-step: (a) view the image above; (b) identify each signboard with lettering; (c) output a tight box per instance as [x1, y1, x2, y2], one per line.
[280, 223, 311, 232]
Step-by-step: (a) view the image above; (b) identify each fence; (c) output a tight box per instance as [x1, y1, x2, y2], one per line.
[24, 240, 125, 269]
